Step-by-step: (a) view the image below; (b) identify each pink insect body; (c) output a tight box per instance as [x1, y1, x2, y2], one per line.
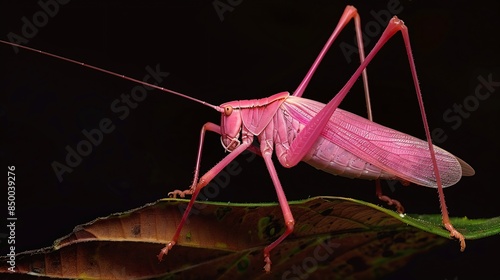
[282, 96, 474, 186]
[1, 5, 474, 273]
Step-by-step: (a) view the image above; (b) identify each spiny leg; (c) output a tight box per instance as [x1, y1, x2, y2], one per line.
[168, 124, 263, 199]
[340, 7, 404, 213]
[294, 5, 371, 117]
[158, 128, 253, 260]
[287, 15, 466, 249]
[396, 18, 465, 250]
[291, 5, 405, 213]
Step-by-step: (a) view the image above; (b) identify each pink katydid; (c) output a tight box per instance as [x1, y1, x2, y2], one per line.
[161, 6, 475, 272]
[0, 5, 474, 273]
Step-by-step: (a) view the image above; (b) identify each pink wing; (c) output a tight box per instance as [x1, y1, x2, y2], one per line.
[283, 96, 474, 188]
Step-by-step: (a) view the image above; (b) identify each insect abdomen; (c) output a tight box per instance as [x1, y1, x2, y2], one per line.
[303, 135, 397, 181]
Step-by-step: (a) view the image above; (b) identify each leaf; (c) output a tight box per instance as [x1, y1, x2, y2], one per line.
[1, 196, 499, 279]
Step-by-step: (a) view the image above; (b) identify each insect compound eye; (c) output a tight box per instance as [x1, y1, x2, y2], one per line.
[224, 106, 233, 116]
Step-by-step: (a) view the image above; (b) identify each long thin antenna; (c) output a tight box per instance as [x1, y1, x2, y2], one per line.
[0, 39, 223, 112]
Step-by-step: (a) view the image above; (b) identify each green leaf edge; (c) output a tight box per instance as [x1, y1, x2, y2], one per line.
[160, 196, 500, 240]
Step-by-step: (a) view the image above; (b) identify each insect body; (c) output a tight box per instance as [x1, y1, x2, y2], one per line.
[277, 95, 472, 185]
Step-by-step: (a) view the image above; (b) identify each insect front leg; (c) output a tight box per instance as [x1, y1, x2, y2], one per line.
[168, 123, 221, 198]
[158, 127, 253, 261]
[168, 123, 264, 198]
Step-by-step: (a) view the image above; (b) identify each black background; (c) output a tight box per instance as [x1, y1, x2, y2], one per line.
[1, 0, 499, 279]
